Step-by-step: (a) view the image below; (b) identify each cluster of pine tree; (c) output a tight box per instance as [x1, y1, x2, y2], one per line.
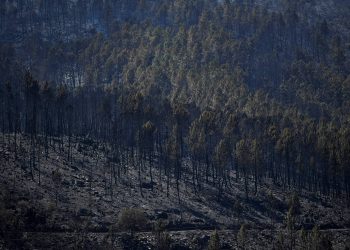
[0, 0, 349, 202]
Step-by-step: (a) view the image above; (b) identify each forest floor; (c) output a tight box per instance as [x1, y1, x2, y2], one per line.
[0, 134, 349, 249]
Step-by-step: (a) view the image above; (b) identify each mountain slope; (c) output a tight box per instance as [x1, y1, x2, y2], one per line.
[0, 135, 349, 249]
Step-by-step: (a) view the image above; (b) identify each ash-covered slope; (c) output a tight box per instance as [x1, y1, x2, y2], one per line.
[0, 135, 349, 249]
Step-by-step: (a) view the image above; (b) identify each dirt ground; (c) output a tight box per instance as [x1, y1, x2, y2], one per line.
[0, 135, 349, 249]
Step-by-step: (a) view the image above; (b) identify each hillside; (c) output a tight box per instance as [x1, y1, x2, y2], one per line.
[0, 0, 350, 249]
[0, 135, 349, 249]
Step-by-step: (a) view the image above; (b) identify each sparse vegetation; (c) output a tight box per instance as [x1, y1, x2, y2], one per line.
[237, 224, 247, 250]
[286, 208, 296, 250]
[117, 208, 148, 234]
[311, 225, 321, 250]
[275, 231, 286, 250]
[208, 230, 220, 250]
[288, 193, 301, 215]
[154, 220, 171, 250]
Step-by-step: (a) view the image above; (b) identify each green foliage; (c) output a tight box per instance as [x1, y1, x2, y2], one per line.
[285, 207, 296, 250]
[154, 220, 171, 250]
[275, 231, 285, 250]
[208, 230, 220, 250]
[311, 225, 321, 250]
[286, 207, 295, 231]
[0, 189, 50, 249]
[117, 208, 148, 233]
[237, 224, 247, 250]
[299, 228, 309, 250]
[288, 193, 301, 215]
[309, 225, 333, 250]
[155, 231, 171, 250]
[143, 121, 156, 133]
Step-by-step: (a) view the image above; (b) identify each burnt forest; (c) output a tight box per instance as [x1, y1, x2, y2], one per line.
[0, 0, 350, 249]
